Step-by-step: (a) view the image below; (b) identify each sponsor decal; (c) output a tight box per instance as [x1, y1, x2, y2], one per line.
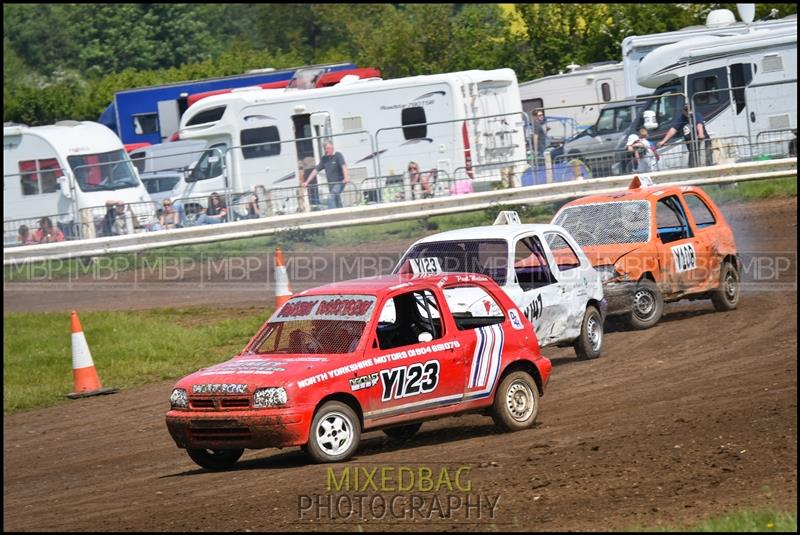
[508, 308, 524, 330]
[350, 373, 379, 392]
[199, 359, 290, 376]
[671, 243, 697, 273]
[192, 383, 248, 395]
[381, 360, 440, 401]
[276, 295, 376, 322]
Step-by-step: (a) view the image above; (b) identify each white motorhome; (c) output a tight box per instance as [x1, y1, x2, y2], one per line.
[174, 69, 527, 209]
[3, 121, 155, 245]
[622, 8, 797, 98]
[518, 62, 624, 129]
[636, 23, 797, 163]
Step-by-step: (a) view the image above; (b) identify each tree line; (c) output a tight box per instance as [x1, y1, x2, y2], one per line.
[4, 3, 795, 126]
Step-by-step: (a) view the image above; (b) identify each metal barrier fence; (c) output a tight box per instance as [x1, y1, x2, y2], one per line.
[3, 212, 77, 247]
[76, 200, 159, 239]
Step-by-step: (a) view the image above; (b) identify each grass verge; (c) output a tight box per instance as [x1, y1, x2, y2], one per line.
[639, 508, 796, 532]
[3, 306, 270, 413]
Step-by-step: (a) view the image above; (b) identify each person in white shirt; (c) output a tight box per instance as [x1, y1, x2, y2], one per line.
[625, 128, 659, 173]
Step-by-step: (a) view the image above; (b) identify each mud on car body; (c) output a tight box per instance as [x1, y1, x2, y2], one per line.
[394, 212, 606, 360]
[166, 273, 552, 470]
[552, 176, 740, 329]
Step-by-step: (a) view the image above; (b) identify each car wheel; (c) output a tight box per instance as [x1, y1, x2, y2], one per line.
[305, 401, 361, 463]
[186, 448, 244, 471]
[627, 279, 664, 329]
[574, 305, 603, 360]
[383, 422, 422, 441]
[491, 371, 540, 432]
[711, 261, 741, 311]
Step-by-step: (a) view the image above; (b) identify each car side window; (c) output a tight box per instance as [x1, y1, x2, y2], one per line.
[596, 109, 615, 134]
[514, 236, 556, 290]
[544, 232, 581, 271]
[376, 290, 442, 350]
[656, 195, 693, 243]
[683, 193, 717, 229]
[443, 285, 505, 331]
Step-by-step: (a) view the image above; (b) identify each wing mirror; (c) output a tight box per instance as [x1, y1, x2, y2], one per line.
[58, 173, 72, 199]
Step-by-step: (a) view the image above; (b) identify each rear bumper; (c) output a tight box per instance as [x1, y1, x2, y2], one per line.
[165, 408, 312, 450]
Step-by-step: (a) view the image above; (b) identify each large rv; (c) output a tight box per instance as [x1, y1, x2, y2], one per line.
[3, 121, 154, 245]
[98, 63, 356, 146]
[518, 62, 624, 129]
[174, 68, 527, 205]
[622, 8, 797, 98]
[636, 23, 796, 162]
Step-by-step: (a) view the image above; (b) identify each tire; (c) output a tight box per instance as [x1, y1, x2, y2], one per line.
[573, 305, 603, 360]
[383, 422, 422, 441]
[491, 371, 540, 432]
[627, 279, 663, 330]
[711, 261, 741, 311]
[305, 401, 361, 463]
[186, 448, 244, 471]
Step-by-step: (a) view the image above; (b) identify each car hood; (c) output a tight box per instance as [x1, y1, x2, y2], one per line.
[174, 354, 333, 391]
[580, 242, 645, 268]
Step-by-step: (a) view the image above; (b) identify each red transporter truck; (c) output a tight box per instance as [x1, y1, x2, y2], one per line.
[166, 273, 552, 470]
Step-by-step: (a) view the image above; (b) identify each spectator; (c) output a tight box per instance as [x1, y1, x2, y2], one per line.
[159, 198, 180, 229]
[298, 157, 319, 209]
[196, 192, 228, 225]
[33, 216, 65, 243]
[304, 141, 349, 209]
[531, 109, 550, 159]
[657, 104, 711, 168]
[237, 193, 261, 220]
[626, 128, 660, 173]
[17, 224, 35, 245]
[102, 200, 129, 236]
[407, 161, 433, 199]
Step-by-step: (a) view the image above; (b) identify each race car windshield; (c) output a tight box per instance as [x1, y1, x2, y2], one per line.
[395, 239, 508, 285]
[249, 295, 376, 355]
[553, 201, 651, 246]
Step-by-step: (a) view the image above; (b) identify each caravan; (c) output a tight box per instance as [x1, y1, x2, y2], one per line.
[174, 68, 527, 211]
[3, 121, 154, 246]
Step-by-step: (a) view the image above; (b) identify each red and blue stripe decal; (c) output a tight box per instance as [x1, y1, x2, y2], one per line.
[465, 324, 503, 401]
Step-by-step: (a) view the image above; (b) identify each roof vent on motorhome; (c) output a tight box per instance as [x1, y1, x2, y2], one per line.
[706, 9, 737, 27]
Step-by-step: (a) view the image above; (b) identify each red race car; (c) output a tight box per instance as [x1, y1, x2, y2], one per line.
[166, 273, 552, 470]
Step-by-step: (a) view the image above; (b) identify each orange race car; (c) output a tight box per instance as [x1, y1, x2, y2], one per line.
[551, 177, 740, 329]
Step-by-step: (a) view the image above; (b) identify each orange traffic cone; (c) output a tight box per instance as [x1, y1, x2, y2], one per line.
[66, 311, 118, 399]
[274, 247, 293, 308]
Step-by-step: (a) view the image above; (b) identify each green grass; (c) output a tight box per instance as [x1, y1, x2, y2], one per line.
[3, 306, 270, 413]
[703, 176, 797, 205]
[639, 508, 796, 532]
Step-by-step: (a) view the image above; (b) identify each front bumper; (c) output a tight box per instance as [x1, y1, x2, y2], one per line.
[602, 281, 637, 316]
[165, 408, 312, 450]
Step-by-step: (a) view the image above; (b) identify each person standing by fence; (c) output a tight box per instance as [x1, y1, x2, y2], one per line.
[303, 141, 349, 209]
[657, 104, 711, 168]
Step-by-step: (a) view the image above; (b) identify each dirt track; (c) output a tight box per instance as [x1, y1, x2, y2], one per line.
[3, 197, 797, 531]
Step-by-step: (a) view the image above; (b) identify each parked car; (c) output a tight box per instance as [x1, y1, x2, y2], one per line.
[166, 272, 552, 470]
[394, 211, 606, 360]
[551, 177, 740, 329]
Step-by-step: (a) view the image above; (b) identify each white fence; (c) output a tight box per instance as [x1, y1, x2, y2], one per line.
[3, 157, 796, 266]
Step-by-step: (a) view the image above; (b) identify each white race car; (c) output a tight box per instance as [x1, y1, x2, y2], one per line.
[394, 211, 606, 359]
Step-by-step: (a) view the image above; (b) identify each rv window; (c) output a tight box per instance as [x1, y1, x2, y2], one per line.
[729, 63, 754, 115]
[186, 106, 226, 127]
[188, 143, 227, 182]
[601, 83, 612, 102]
[401, 107, 427, 140]
[68, 149, 140, 193]
[132, 114, 159, 135]
[241, 126, 281, 159]
[39, 159, 61, 194]
[18, 160, 39, 195]
[691, 76, 720, 106]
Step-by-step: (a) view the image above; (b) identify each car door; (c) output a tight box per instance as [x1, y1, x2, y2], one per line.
[509, 234, 567, 347]
[366, 287, 465, 422]
[680, 190, 722, 290]
[654, 194, 698, 295]
[542, 231, 587, 343]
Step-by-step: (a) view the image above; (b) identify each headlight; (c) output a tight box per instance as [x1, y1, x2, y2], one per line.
[595, 264, 623, 283]
[253, 387, 288, 408]
[170, 388, 188, 409]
